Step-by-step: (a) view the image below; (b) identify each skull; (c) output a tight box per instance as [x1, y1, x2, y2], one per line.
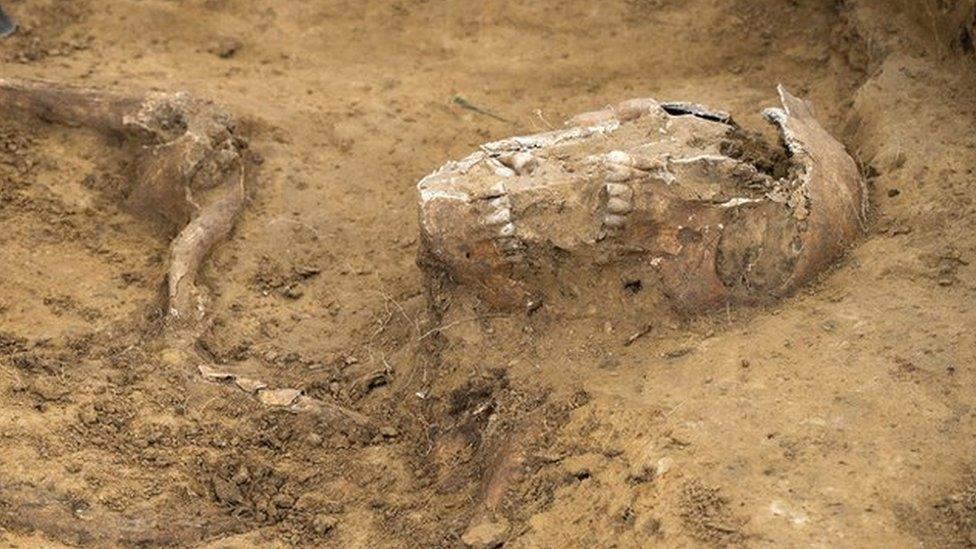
[418, 87, 866, 314]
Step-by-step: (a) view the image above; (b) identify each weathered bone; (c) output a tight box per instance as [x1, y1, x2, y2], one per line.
[418, 86, 866, 313]
[0, 78, 246, 324]
[0, 79, 384, 431]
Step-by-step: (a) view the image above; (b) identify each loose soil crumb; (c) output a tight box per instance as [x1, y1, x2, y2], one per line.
[679, 481, 746, 546]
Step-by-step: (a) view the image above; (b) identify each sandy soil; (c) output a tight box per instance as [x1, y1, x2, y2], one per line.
[0, 0, 975, 546]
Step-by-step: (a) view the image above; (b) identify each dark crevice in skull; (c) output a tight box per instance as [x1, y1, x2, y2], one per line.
[660, 102, 733, 125]
[719, 128, 792, 180]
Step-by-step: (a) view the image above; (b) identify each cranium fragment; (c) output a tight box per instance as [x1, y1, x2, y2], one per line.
[418, 87, 866, 313]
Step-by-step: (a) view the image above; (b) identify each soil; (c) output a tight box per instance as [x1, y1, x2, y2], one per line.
[0, 0, 975, 547]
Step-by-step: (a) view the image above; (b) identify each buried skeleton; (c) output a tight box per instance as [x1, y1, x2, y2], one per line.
[0, 76, 864, 544]
[0, 78, 865, 405]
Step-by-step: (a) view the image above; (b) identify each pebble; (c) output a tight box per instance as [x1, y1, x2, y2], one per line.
[78, 404, 98, 425]
[461, 519, 509, 549]
[232, 465, 250, 485]
[313, 514, 339, 535]
[306, 432, 324, 446]
[656, 457, 674, 477]
[282, 284, 304, 299]
[211, 38, 242, 59]
[212, 475, 244, 505]
[272, 493, 295, 509]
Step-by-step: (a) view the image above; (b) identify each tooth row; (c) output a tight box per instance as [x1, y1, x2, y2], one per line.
[485, 195, 524, 262]
[498, 151, 540, 175]
[601, 153, 636, 232]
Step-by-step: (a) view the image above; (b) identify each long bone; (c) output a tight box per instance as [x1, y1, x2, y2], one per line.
[0, 77, 246, 325]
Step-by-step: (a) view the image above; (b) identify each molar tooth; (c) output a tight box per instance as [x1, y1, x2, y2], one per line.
[606, 150, 633, 166]
[498, 222, 516, 237]
[485, 207, 511, 225]
[605, 164, 635, 182]
[603, 214, 627, 229]
[605, 183, 632, 198]
[488, 159, 516, 177]
[607, 197, 632, 214]
[499, 151, 540, 175]
[488, 195, 511, 209]
[498, 237, 523, 251]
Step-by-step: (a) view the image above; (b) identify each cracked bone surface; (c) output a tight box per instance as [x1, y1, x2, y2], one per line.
[418, 87, 866, 313]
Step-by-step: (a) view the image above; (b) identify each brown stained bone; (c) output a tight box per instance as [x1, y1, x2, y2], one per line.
[0, 77, 246, 325]
[198, 365, 378, 430]
[0, 79, 385, 433]
[417, 86, 867, 313]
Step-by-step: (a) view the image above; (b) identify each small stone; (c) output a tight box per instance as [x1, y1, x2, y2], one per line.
[232, 465, 250, 485]
[313, 514, 339, 535]
[211, 38, 242, 59]
[306, 432, 323, 446]
[461, 518, 509, 549]
[32, 378, 69, 402]
[272, 493, 295, 509]
[655, 457, 674, 477]
[282, 284, 303, 299]
[599, 354, 619, 369]
[78, 404, 98, 425]
[379, 426, 399, 438]
[212, 475, 244, 505]
[160, 348, 190, 367]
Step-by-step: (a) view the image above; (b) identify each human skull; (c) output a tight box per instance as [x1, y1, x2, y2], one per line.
[418, 87, 866, 314]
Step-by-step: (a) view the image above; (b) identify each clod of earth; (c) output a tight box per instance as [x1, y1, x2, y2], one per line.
[461, 517, 510, 548]
[418, 86, 867, 314]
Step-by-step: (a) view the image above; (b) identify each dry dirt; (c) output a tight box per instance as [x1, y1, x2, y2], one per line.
[0, 0, 975, 547]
